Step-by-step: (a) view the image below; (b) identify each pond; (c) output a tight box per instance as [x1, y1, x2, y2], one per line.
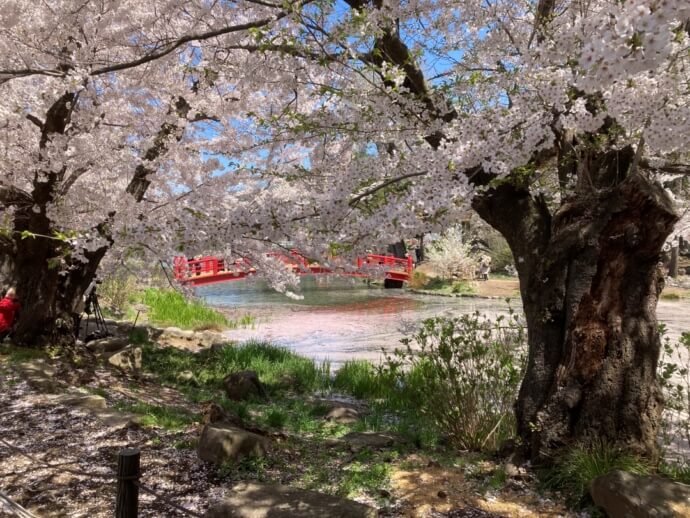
[198, 277, 690, 367]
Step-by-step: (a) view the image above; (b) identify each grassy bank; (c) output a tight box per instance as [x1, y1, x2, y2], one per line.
[100, 283, 254, 331]
[140, 288, 230, 330]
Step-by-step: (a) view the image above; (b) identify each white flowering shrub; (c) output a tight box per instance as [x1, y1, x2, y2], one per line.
[426, 228, 479, 281]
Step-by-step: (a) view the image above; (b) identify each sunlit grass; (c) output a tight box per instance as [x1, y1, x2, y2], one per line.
[113, 401, 199, 430]
[141, 288, 230, 330]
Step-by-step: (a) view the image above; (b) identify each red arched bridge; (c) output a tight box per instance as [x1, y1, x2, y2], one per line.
[173, 251, 414, 287]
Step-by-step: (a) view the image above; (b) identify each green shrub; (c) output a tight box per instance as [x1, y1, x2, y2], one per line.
[333, 360, 392, 400]
[540, 444, 651, 506]
[408, 271, 430, 289]
[407, 271, 449, 290]
[381, 309, 526, 452]
[142, 288, 229, 330]
[265, 407, 288, 429]
[451, 280, 475, 294]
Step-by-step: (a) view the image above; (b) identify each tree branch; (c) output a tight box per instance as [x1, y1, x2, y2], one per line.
[0, 2, 312, 80]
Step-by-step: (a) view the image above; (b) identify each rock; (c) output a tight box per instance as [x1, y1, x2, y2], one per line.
[223, 370, 266, 401]
[591, 470, 690, 518]
[204, 482, 377, 518]
[157, 327, 225, 350]
[200, 330, 224, 345]
[200, 401, 245, 427]
[198, 423, 270, 464]
[96, 409, 141, 431]
[107, 345, 142, 371]
[60, 394, 107, 411]
[437, 490, 448, 499]
[176, 370, 198, 384]
[324, 405, 361, 424]
[504, 452, 527, 479]
[87, 336, 129, 354]
[340, 431, 400, 451]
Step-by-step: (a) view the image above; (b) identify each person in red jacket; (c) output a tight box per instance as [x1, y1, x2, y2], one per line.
[0, 287, 21, 341]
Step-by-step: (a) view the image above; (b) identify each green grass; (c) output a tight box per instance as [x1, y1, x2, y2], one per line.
[0, 345, 48, 363]
[332, 360, 391, 399]
[540, 444, 651, 506]
[142, 340, 331, 396]
[141, 288, 230, 330]
[265, 407, 288, 428]
[338, 455, 392, 498]
[113, 401, 199, 430]
[659, 462, 690, 484]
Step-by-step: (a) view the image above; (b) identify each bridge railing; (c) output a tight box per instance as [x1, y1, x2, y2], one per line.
[173, 252, 414, 282]
[361, 254, 414, 273]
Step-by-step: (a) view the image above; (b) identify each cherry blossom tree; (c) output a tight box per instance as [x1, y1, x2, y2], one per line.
[0, 0, 311, 347]
[201, 0, 689, 460]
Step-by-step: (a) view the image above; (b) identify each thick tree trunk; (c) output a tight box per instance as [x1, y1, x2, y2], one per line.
[9, 200, 108, 348]
[475, 167, 677, 461]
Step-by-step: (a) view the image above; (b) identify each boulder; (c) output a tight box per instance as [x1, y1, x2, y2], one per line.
[107, 345, 142, 371]
[340, 431, 400, 451]
[176, 370, 198, 385]
[223, 370, 266, 401]
[60, 394, 107, 411]
[158, 327, 225, 350]
[324, 406, 360, 424]
[86, 336, 129, 354]
[591, 470, 690, 518]
[96, 409, 141, 431]
[204, 482, 377, 518]
[198, 423, 270, 464]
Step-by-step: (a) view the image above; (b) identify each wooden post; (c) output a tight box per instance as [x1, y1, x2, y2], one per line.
[116, 448, 140, 518]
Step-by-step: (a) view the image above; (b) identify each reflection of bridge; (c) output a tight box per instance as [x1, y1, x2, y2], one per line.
[172, 251, 414, 287]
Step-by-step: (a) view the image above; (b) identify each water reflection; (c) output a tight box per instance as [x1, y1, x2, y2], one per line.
[197, 277, 516, 367]
[197, 277, 690, 367]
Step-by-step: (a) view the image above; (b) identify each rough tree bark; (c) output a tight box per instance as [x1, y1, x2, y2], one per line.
[473, 147, 678, 461]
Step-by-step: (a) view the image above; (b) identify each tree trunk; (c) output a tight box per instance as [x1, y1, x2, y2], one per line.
[475, 168, 677, 461]
[9, 201, 108, 348]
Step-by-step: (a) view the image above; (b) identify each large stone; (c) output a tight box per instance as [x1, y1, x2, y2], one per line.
[591, 470, 690, 518]
[96, 409, 141, 431]
[86, 336, 129, 354]
[340, 431, 400, 451]
[324, 405, 361, 424]
[157, 327, 225, 350]
[223, 370, 266, 401]
[107, 345, 142, 371]
[59, 394, 107, 411]
[204, 482, 377, 518]
[198, 423, 270, 464]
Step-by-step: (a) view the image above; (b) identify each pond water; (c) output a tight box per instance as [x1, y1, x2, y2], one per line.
[197, 277, 690, 367]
